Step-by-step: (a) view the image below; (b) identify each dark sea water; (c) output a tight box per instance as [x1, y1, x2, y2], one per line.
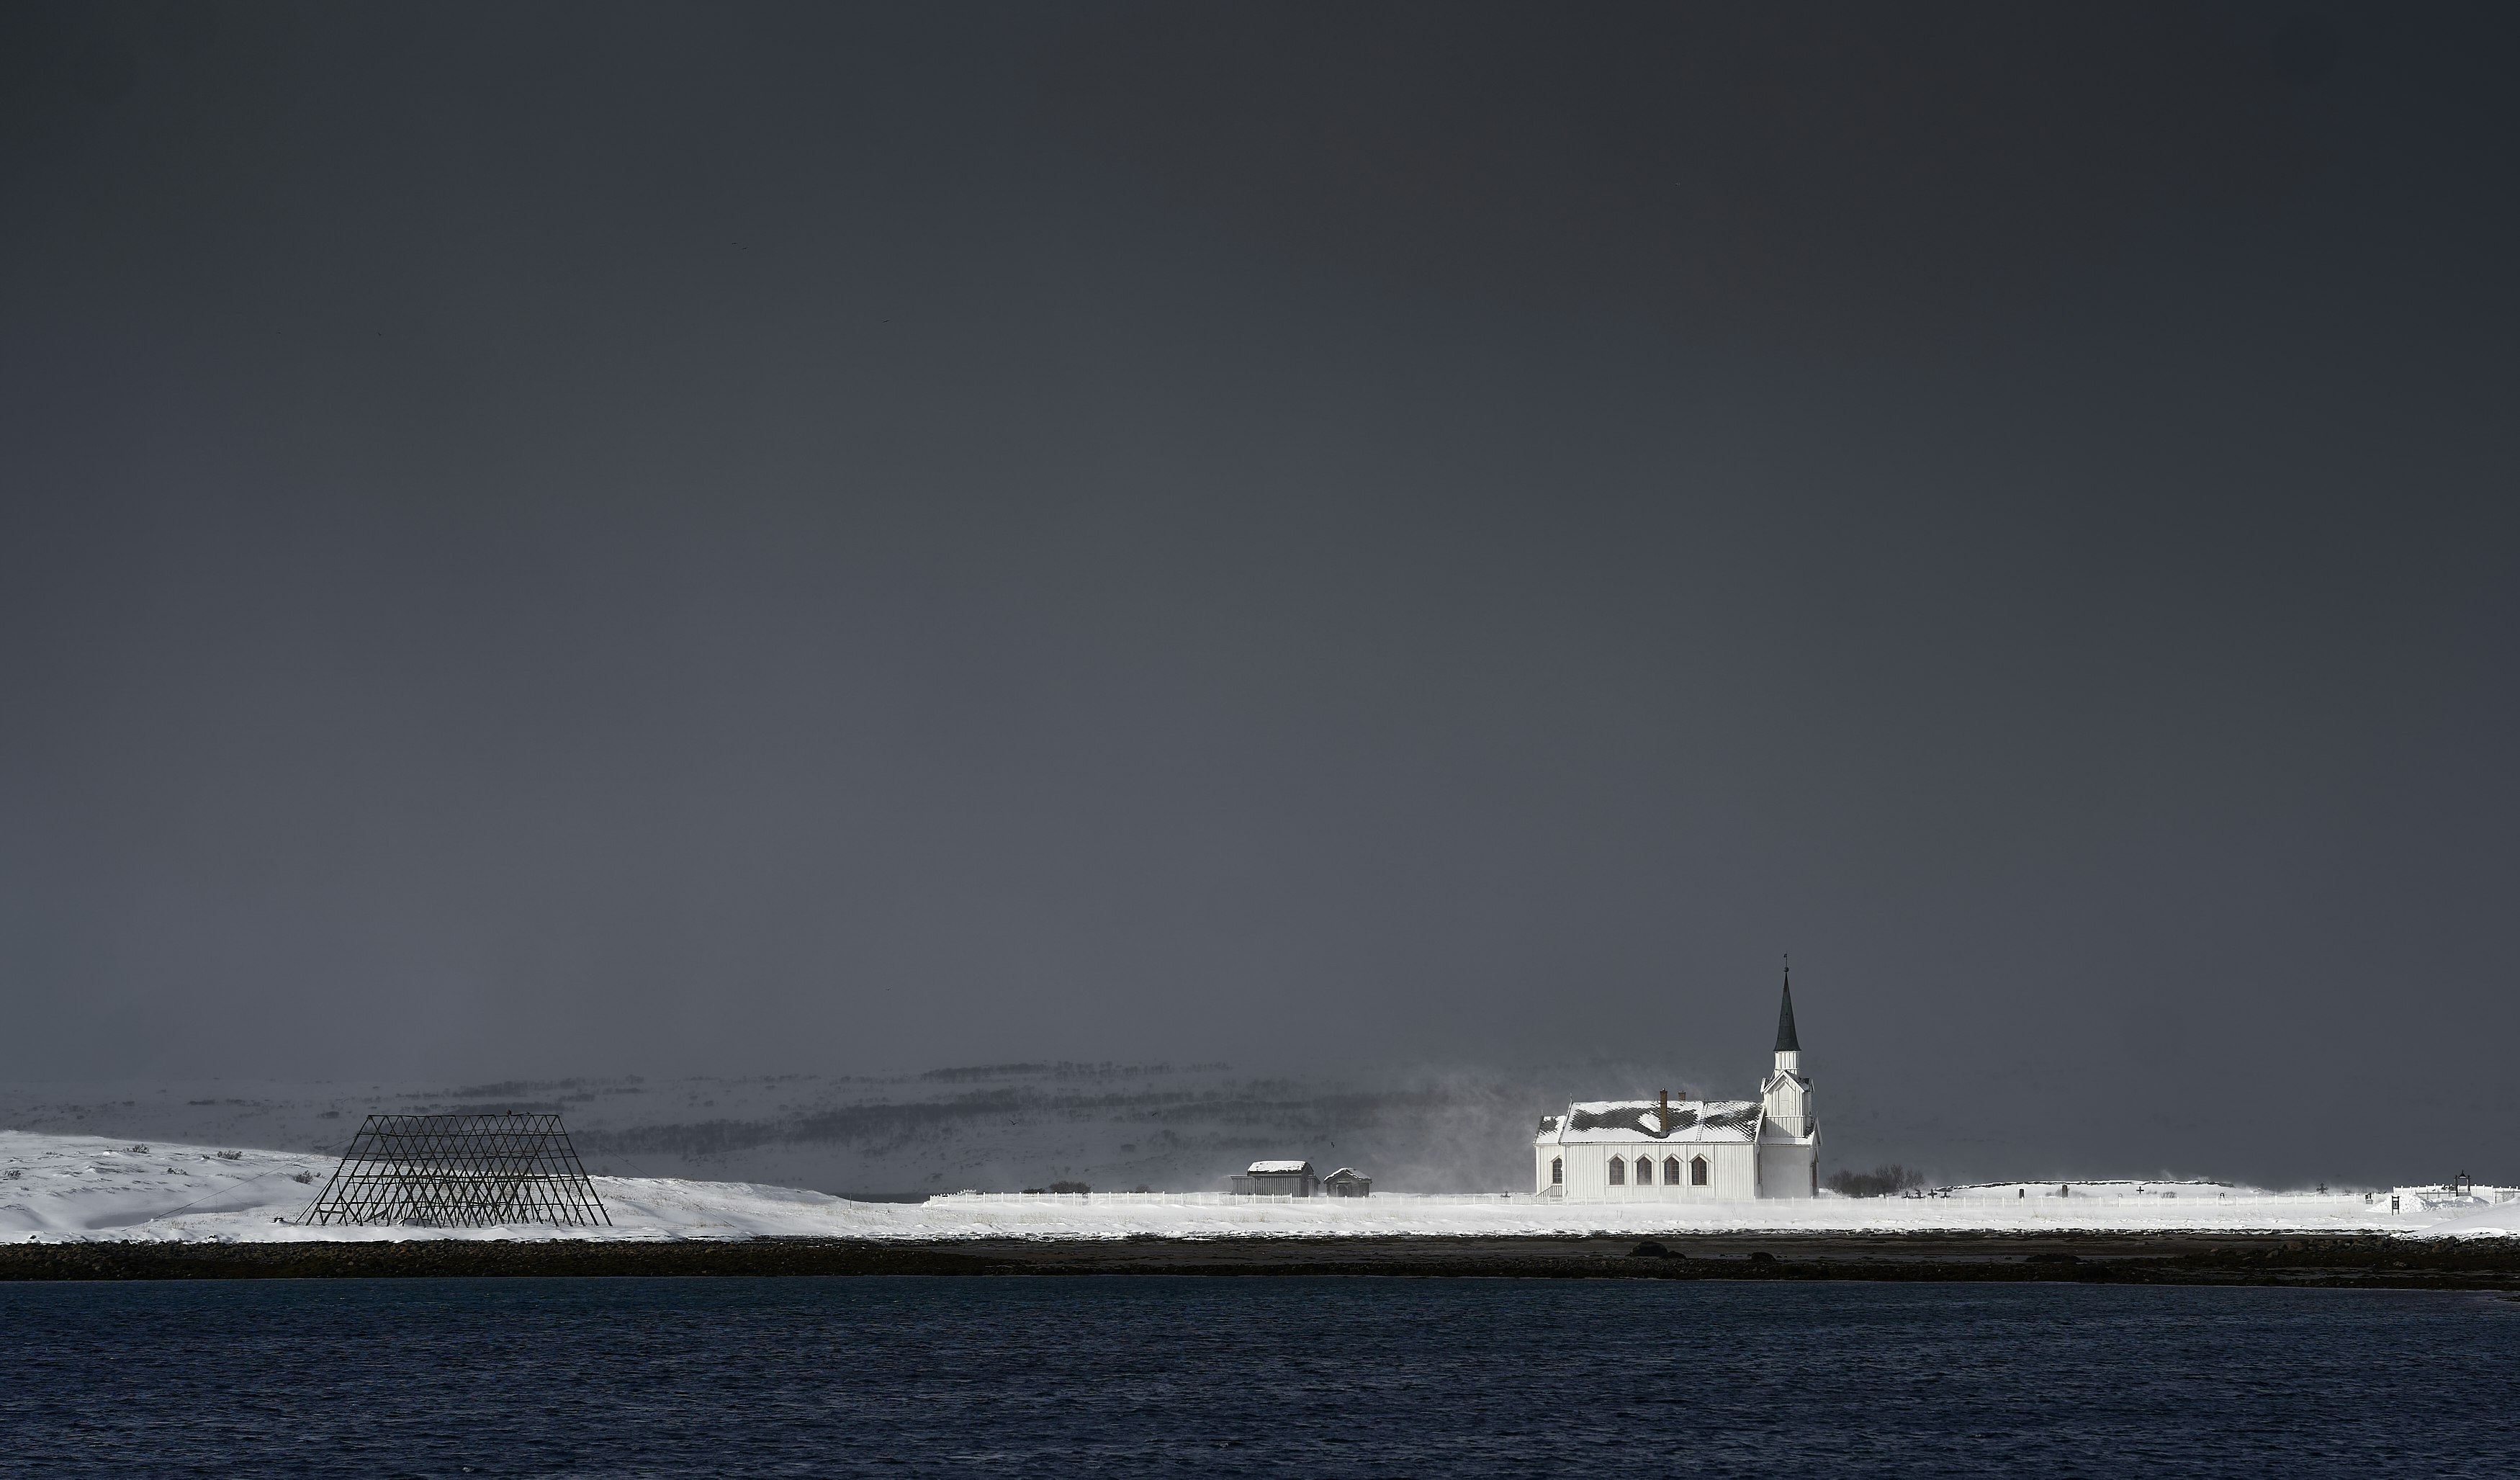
[3, 1276, 2516, 1477]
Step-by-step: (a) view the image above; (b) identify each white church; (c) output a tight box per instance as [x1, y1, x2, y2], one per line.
[1534, 972, 1819, 1200]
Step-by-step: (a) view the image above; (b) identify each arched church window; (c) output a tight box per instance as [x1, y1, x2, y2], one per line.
[1551, 1158, 1562, 1185]
[1665, 1157, 1682, 1184]
[1690, 1156, 1709, 1186]
[1608, 1157, 1626, 1185]
[1635, 1155, 1652, 1185]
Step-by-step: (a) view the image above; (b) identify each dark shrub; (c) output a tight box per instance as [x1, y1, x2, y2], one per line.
[1825, 1163, 1927, 1198]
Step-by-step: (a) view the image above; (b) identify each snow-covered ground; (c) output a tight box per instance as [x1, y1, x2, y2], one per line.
[6, 1131, 2506, 1243]
[2419, 1200, 2520, 1239]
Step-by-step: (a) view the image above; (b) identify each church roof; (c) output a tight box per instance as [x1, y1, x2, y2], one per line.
[1246, 1160, 1313, 1175]
[1541, 1100, 1763, 1144]
[1775, 972, 1801, 1053]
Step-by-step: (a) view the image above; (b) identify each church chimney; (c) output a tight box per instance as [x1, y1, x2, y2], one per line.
[1659, 1089, 1671, 1135]
[1773, 961, 1803, 1077]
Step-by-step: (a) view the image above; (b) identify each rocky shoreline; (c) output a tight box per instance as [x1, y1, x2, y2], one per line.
[4, 1232, 2517, 1289]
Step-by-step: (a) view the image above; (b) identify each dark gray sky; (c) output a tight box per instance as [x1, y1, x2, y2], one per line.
[3, 3, 2514, 1182]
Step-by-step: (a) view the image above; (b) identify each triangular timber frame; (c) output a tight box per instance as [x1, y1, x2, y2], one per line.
[298, 1112, 612, 1228]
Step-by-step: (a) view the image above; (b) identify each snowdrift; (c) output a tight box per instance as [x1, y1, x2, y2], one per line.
[2411, 1199, 2520, 1240]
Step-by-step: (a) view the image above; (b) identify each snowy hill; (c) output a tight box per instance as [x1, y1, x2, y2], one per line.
[4, 1130, 2491, 1244]
[0, 1063, 1608, 1197]
[3, 1066, 2480, 1234]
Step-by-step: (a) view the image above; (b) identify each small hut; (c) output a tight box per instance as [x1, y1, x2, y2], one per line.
[1229, 1160, 1318, 1196]
[1322, 1167, 1373, 1198]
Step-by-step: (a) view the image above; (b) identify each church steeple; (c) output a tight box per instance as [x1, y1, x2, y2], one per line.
[1762, 957, 1814, 1147]
[1770, 959, 1804, 1078]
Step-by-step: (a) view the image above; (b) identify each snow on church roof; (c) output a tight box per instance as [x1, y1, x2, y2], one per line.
[1539, 1100, 1763, 1144]
[1246, 1160, 1313, 1174]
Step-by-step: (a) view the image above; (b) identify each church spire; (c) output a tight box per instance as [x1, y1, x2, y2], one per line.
[1763, 957, 1814, 1145]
